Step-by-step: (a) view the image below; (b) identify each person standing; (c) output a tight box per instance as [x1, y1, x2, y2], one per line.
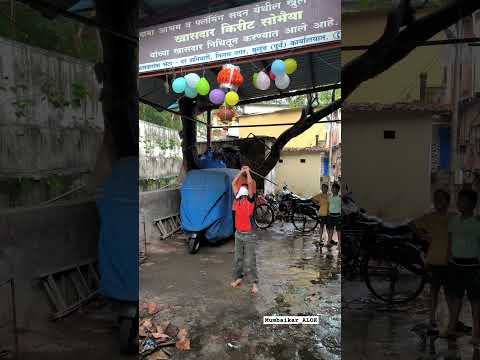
[444, 189, 480, 344]
[230, 166, 258, 295]
[312, 183, 330, 250]
[327, 182, 342, 249]
[413, 189, 452, 335]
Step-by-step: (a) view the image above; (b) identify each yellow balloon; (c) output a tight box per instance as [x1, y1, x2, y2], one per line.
[284, 58, 298, 75]
[225, 91, 239, 106]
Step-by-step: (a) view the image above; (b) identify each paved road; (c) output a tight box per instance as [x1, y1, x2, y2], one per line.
[141, 224, 341, 360]
[343, 276, 478, 360]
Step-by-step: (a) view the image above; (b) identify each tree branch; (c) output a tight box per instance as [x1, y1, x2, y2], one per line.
[257, 99, 342, 176]
[342, 0, 480, 100]
[258, 0, 480, 178]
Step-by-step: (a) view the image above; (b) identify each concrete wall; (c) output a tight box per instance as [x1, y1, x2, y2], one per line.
[0, 37, 104, 208]
[0, 200, 99, 331]
[342, 111, 432, 222]
[0, 37, 103, 179]
[139, 121, 182, 180]
[139, 188, 180, 243]
[275, 151, 324, 198]
[342, 9, 445, 103]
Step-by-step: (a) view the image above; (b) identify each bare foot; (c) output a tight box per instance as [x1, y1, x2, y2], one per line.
[251, 283, 258, 295]
[230, 279, 242, 288]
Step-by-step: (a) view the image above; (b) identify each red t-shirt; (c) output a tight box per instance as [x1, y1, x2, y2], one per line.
[232, 197, 255, 233]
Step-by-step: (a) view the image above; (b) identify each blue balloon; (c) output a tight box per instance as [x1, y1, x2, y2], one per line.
[271, 60, 286, 77]
[184, 86, 198, 98]
[172, 77, 186, 94]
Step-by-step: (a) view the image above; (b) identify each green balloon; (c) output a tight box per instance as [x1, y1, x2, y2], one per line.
[253, 73, 258, 88]
[196, 77, 210, 96]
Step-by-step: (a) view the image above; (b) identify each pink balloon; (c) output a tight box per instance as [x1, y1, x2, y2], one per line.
[209, 88, 225, 105]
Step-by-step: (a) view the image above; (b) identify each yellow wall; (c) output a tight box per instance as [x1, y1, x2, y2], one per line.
[342, 111, 432, 222]
[343, 10, 445, 104]
[238, 109, 327, 148]
[275, 152, 323, 197]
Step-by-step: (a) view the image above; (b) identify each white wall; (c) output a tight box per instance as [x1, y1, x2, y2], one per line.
[342, 111, 432, 222]
[275, 152, 323, 198]
[139, 120, 182, 180]
[0, 37, 103, 179]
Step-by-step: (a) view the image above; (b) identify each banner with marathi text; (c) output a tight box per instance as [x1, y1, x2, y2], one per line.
[139, 0, 341, 73]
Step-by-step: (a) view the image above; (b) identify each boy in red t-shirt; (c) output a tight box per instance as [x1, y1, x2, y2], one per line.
[230, 166, 258, 295]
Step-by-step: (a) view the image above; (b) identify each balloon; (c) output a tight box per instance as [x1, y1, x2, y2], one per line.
[275, 74, 290, 90]
[196, 77, 210, 96]
[185, 73, 200, 88]
[271, 59, 285, 77]
[256, 71, 270, 90]
[209, 88, 225, 105]
[172, 77, 186, 94]
[252, 73, 258, 88]
[225, 91, 239, 106]
[184, 86, 198, 98]
[269, 70, 276, 81]
[284, 58, 298, 75]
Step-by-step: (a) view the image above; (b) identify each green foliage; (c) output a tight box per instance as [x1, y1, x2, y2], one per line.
[0, 3, 100, 62]
[140, 103, 182, 130]
[12, 99, 33, 118]
[139, 177, 177, 192]
[71, 82, 90, 108]
[47, 176, 67, 192]
[287, 89, 340, 109]
[40, 77, 70, 108]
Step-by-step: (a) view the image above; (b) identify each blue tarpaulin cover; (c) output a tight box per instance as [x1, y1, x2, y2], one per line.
[180, 168, 239, 241]
[96, 157, 139, 302]
[198, 150, 226, 169]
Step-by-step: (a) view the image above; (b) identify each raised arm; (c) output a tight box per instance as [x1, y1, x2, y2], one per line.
[244, 167, 254, 197]
[232, 169, 245, 193]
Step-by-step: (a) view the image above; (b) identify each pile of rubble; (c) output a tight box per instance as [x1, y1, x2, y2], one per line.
[139, 303, 190, 359]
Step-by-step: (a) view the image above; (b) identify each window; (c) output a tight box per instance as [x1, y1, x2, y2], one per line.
[279, 159, 283, 163]
[300, 159, 306, 163]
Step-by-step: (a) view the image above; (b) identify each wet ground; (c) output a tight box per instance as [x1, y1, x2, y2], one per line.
[0, 299, 135, 360]
[140, 223, 341, 360]
[343, 275, 479, 359]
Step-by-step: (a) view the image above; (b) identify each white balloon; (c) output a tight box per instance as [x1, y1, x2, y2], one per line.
[185, 73, 200, 88]
[275, 74, 290, 90]
[256, 71, 271, 91]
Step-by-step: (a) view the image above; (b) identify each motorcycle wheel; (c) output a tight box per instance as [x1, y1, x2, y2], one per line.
[292, 205, 319, 233]
[254, 204, 275, 229]
[188, 236, 200, 254]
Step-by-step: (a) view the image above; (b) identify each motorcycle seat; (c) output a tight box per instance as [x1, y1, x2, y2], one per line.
[378, 222, 412, 236]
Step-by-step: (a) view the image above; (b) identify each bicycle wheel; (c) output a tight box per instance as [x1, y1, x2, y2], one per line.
[362, 240, 426, 304]
[254, 204, 275, 229]
[292, 205, 319, 233]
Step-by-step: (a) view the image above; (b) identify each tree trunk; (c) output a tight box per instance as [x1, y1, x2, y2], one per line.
[179, 97, 199, 171]
[95, 0, 139, 159]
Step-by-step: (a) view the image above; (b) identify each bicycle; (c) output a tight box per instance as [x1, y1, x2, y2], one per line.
[342, 192, 428, 304]
[253, 187, 319, 233]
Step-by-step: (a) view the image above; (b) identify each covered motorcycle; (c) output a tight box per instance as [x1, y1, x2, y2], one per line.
[180, 168, 239, 253]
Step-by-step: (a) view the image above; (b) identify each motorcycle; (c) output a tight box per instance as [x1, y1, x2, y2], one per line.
[342, 186, 429, 304]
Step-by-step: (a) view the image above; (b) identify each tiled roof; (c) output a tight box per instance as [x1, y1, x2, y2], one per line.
[342, 102, 452, 115]
[282, 146, 328, 153]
